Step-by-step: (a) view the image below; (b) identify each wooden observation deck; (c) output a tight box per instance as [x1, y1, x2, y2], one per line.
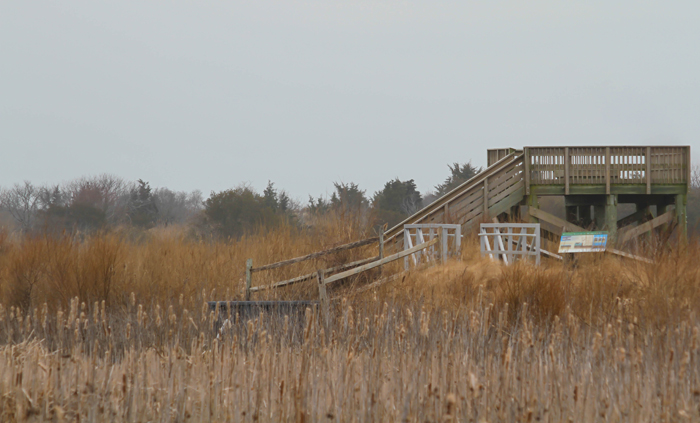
[385, 145, 690, 250]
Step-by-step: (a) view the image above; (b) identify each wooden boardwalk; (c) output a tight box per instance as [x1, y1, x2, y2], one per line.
[385, 146, 690, 248]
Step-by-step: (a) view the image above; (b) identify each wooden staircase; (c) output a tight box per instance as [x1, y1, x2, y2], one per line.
[384, 150, 526, 247]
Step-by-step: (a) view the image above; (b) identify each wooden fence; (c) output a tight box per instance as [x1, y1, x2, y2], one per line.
[244, 229, 450, 325]
[245, 233, 383, 300]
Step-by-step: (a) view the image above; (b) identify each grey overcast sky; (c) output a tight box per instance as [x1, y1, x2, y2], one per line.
[1, 1, 699, 201]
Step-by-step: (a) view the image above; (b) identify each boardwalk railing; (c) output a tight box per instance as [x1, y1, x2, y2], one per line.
[525, 146, 690, 194]
[479, 223, 541, 265]
[245, 233, 383, 300]
[402, 224, 461, 270]
[245, 231, 447, 325]
[315, 236, 441, 324]
[384, 151, 525, 246]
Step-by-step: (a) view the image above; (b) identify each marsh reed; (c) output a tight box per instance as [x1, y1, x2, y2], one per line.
[1, 222, 700, 422]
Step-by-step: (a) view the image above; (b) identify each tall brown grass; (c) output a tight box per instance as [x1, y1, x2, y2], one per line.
[0, 211, 375, 312]
[1, 220, 700, 421]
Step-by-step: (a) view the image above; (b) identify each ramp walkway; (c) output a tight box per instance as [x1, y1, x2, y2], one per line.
[384, 149, 526, 246]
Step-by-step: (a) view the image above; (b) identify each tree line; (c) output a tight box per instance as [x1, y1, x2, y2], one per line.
[0, 162, 482, 238]
[5, 163, 698, 239]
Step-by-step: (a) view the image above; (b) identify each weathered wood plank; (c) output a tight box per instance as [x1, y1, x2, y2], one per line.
[249, 256, 380, 292]
[351, 271, 408, 295]
[620, 211, 675, 243]
[384, 152, 524, 242]
[487, 171, 523, 201]
[616, 209, 649, 228]
[530, 184, 687, 196]
[607, 248, 653, 264]
[529, 208, 586, 233]
[487, 164, 522, 190]
[488, 179, 524, 204]
[325, 238, 439, 285]
[506, 236, 563, 260]
[458, 200, 486, 226]
[487, 188, 525, 219]
[252, 237, 379, 272]
[448, 189, 484, 217]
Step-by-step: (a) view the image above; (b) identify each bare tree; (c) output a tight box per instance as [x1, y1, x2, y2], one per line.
[401, 195, 421, 216]
[153, 188, 203, 226]
[0, 181, 42, 232]
[692, 165, 700, 190]
[63, 174, 133, 225]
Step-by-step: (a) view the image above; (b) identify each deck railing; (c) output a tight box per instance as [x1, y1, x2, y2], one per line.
[524, 146, 690, 194]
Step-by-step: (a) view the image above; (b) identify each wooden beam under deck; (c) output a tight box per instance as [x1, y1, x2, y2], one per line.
[619, 211, 675, 244]
[530, 184, 687, 196]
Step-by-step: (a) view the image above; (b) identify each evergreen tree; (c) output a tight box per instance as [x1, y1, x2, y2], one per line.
[372, 178, 422, 227]
[330, 182, 367, 213]
[203, 183, 294, 239]
[434, 162, 482, 197]
[128, 179, 158, 228]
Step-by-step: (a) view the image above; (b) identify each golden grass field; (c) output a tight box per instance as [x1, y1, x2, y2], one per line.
[1, 218, 700, 422]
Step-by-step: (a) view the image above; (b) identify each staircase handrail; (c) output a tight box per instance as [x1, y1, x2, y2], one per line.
[383, 150, 524, 243]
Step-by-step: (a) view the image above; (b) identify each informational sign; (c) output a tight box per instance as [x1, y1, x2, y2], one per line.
[558, 232, 608, 253]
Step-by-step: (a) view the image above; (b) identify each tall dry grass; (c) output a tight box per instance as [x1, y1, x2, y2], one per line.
[1, 220, 700, 421]
[0, 211, 375, 312]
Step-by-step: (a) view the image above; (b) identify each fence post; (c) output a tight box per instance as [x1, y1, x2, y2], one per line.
[456, 225, 462, 259]
[378, 225, 385, 275]
[245, 259, 252, 301]
[317, 269, 330, 327]
[403, 228, 409, 271]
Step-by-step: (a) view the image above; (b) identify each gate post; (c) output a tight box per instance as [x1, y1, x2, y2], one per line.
[317, 269, 329, 327]
[245, 259, 253, 301]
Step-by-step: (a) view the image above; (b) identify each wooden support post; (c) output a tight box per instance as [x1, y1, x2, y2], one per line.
[579, 205, 592, 227]
[378, 225, 385, 276]
[317, 269, 329, 327]
[442, 228, 449, 262]
[566, 206, 578, 225]
[483, 177, 489, 220]
[403, 228, 409, 270]
[524, 148, 531, 195]
[444, 202, 450, 223]
[594, 204, 605, 231]
[605, 147, 611, 195]
[646, 146, 651, 195]
[688, 146, 692, 195]
[636, 203, 651, 241]
[455, 226, 462, 258]
[378, 225, 385, 260]
[507, 225, 513, 264]
[564, 147, 570, 195]
[676, 194, 687, 244]
[527, 193, 539, 223]
[245, 258, 253, 301]
[604, 195, 618, 245]
[657, 199, 672, 233]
